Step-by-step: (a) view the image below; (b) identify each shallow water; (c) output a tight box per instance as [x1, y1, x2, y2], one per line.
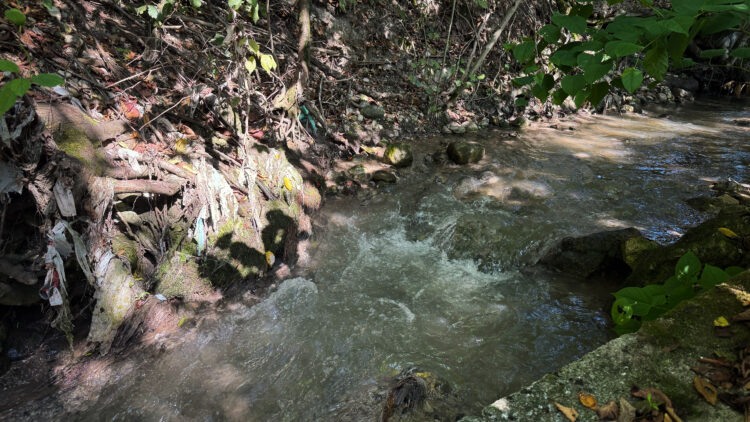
[58, 100, 750, 420]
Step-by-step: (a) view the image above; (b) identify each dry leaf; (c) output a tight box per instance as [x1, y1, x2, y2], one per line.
[617, 398, 636, 422]
[174, 138, 188, 154]
[694, 376, 717, 405]
[553, 402, 579, 422]
[719, 227, 740, 239]
[714, 316, 730, 327]
[578, 392, 598, 410]
[596, 400, 619, 420]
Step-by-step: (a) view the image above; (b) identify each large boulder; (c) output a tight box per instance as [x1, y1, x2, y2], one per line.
[383, 143, 413, 168]
[447, 141, 484, 165]
[539, 228, 646, 279]
[627, 206, 750, 286]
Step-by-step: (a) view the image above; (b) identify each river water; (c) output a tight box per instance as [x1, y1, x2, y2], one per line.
[30, 100, 750, 420]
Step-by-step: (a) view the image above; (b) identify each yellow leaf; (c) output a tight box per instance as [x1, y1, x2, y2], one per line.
[168, 158, 180, 165]
[178, 316, 188, 327]
[361, 145, 376, 154]
[718, 227, 739, 239]
[284, 176, 293, 191]
[553, 402, 578, 421]
[577, 392, 597, 410]
[118, 142, 130, 149]
[714, 316, 730, 327]
[174, 138, 188, 154]
[694, 376, 717, 405]
[265, 251, 275, 266]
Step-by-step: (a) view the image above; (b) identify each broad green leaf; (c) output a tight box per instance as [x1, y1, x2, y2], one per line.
[539, 24, 561, 43]
[260, 54, 277, 72]
[6, 78, 30, 97]
[588, 82, 610, 106]
[540, 74, 555, 91]
[31, 73, 64, 87]
[574, 89, 590, 107]
[659, 16, 694, 35]
[701, 12, 742, 35]
[245, 57, 256, 73]
[512, 75, 534, 87]
[531, 84, 549, 103]
[644, 45, 668, 81]
[561, 74, 587, 95]
[190, 0, 203, 7]
[578, 53, 613, 83]
[699, 265, 729, 290]
[135, 5, 147, 14]
[552, 89, 568, 105]
[605, 41, 643, 58]
[515, 96, 528, 107]
[550, 49, 579, 67]
[663, 276, 683, 294]
[613, 318, 641, 335]
[672, 0, 705, 15]
[228, 0, 243, 10]
[513, 41, 536, 64]
[666, 284, 696, 309]
[730, 47, 750, 58]
[551, 13, 588, 35]
[700, 48, 727, 58]
[667, 33, 690, 61]
[675, 251, 701, 281]
[4, 8, 26, 26]
[0, 84, 18, 116]
[570, 3, 594, 18]
[621, 67, 643, 93]
[247, 39, 260, 55]
[0, 60, 19, 73]
[725, 266, 745, 277]
[41, 0, 62, 20]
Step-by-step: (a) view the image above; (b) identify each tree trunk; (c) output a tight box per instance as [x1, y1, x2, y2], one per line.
[297, 0, 311, 91]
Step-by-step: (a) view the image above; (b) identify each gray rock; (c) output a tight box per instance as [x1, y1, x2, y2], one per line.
[510, 116, 529, 128]
[446, 141, 484, 165]
[347, 165, 368, 183]
[448, 122, 466, 134]
[540, 228, 645, 279]
[372, 169, 397, 184]
[383, 143, 413, 168]
[465, 121, 479, 132]
[361, 104, 385, 120]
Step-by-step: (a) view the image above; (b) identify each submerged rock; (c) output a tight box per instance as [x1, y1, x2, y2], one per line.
[348, 164, 368, 183]
[539, 227, 646, 279]
[372, 169, 397, 184]
[510, 116, 529, 129]
[447, 141, 484, 165]
[384, 143, 413, 168]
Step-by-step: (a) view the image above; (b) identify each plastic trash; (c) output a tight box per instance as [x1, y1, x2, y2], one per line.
[195, 205, 206, 256]
[155, 294, 167, 301]
[53, 180, 77, 217]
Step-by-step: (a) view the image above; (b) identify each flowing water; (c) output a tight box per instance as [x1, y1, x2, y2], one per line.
[24, 100, 750, 420]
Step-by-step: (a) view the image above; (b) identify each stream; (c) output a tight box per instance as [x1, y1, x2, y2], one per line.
[22, 99, 750, 420]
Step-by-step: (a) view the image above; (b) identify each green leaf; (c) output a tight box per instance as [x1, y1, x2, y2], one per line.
[540, 74, 555, 91]
[6, 78, 30, 97]
[228, 0, 243, 10]
[667, 33, 690, 61]
[539, 24, 560, 43]
[659, 16, 694, 35]
[513, 41, 536, 64]
[605, 41, 643, 58]
[574, 89, 590, 107]
[531, 84, 550, 103]
[644, 44, 668, 81]
[725, 266, 745, 277]
[244, 57, 256, 73]
[41, 0, 62, 20]
[621, 67, 643, 93]
[550, 49, 580, 67]
[551, 13, 587, 35]
[700, 12, 742, 35]
[190, 0, 203, 7]
[135, 5, 147, 14]
[730, 47, 750, 58]
[260, 54, 277, 72]
[613, 318, 641, 335]
[0, 60, 19, 73]
[700, 48, 727, 58]
[512, 75, 534, 87]
[0, 84, 19, 116]
[31, 73, 64, 87]
[4, 8, 26, 26]
[570, 3, 594, 18]
[675, 251, 701, 281]
[588, 82, 610, 106]
[515, 96, 528, 107]
[577, 53, 613, 83]
[672, 0, 705, 15]
[561, 74, 587, 95]
[699, 265, 728, 290]
[663, 276, 683, 294]
[147, 5, 159, 19]
[551, 89, 568, 105]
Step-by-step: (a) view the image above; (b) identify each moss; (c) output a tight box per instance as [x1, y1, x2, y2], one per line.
[111, 234, 138, 269]
[55, 126, 107, 175]
[202, 218, 266, 286]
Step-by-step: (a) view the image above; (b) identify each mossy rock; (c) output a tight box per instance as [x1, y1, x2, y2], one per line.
[202, 218, 267, 286]
[372, 169, 397, 184]
[383, 143, 413, 168]
[112, 233, 138, 269]
[348, 164, 368, 183]
[446, 141, 484, 165]
[155, 254, 211, 298]
[627, 206, 750, 285]
[469, 271, 750, 422]
[55, 126, 108, 175]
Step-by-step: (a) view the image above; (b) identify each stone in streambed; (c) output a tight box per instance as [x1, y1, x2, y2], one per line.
[372, 170, 397, 184]
[361, 104, 385, 120]
[383, 143, 413, 168]
[447, 141, 484, 165]
[348, 165, 368, 183]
